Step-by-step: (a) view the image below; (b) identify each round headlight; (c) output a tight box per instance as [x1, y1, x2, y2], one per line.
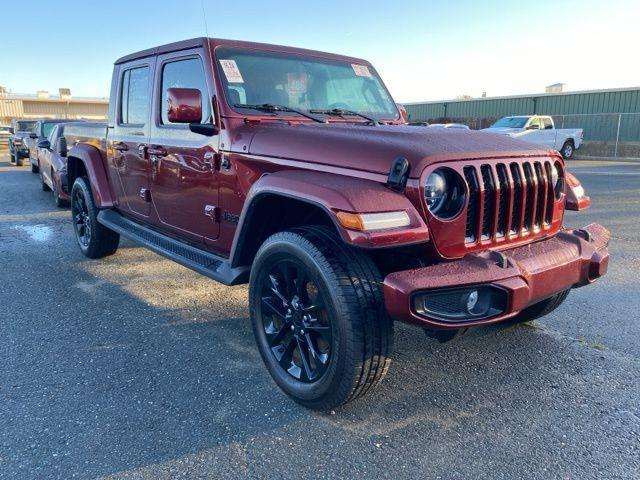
[425, 171, 447, 210]
[424, 168, 466, 219]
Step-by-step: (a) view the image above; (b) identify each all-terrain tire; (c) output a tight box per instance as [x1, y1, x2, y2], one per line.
[249, 226, 393, 410]
[71, 176, 119, 259]
[508, 289, 570, 324]
[561, 141, 574, 159]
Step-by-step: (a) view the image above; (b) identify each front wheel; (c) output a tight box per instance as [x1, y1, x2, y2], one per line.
[16, 157, 24, 167]
[71, 176, 120, 258]
[249, 226, 393, 410]
[561, 141, 574, 159]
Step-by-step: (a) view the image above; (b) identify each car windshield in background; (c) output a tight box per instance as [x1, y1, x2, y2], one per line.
[215, 47, 399, 121]
[16, 121, 36, 132]
[491, 117, 528, 128]
[42, 123, 57, 138]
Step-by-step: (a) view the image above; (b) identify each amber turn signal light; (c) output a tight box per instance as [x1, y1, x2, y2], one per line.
[336, 211, 411, 232]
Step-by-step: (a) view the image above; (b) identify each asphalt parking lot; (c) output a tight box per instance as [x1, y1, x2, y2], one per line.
[0, 152, 638, 479]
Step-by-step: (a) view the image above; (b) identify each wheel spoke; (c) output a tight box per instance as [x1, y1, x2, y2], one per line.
[304, 333, 329, 365]
[261, 296, 286, 320]
[302, 299, 324, 314]
[276, 337, 296, 370]
[296, 336, 314, 381]
[268, 274, 288, 306]
[293, 265, 308, 297]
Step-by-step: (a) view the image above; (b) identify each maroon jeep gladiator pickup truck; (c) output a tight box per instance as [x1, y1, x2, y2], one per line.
[66, 37, 609, 410]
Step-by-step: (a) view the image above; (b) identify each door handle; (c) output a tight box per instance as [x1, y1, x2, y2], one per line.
[113, 141, 128, 151]
[147, 145, 167, 157]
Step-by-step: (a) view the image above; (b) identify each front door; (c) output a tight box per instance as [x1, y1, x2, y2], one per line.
[147, 51, 220, 244]
[111, 62, 154, 218]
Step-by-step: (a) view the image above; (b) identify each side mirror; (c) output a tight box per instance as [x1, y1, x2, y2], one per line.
[56, 137, 68, 157]
[29, 132, 38, 139]
[526, 124, 540, 130]
[8, 128, 14, 134]
[396, 103, 408, 123]
[37, 139, 50, 149]
[167, 87, 203, 123]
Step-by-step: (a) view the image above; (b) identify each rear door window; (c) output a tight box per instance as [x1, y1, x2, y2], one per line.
[120, 66, 150, 125]
[543, 117, 553, 129]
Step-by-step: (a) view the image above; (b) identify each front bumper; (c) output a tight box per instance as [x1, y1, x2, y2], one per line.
[383, 223, 609, 329]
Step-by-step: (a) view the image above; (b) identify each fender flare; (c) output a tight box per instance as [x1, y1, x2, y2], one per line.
[66, 144, 115, 208]
[229, 170, 429, 268]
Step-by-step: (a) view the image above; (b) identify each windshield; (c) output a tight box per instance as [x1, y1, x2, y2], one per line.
[42, 123, 57, 138]
[16, 121, 36, 132]
[215, 47, 399, 121]
[491, 117, 529, 128]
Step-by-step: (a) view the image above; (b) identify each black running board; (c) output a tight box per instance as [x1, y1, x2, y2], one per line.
[97, 209, 248, 286]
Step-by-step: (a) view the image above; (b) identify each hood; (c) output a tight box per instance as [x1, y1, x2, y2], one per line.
[239, 122, 550, 178]
[481, 127, 520, 136]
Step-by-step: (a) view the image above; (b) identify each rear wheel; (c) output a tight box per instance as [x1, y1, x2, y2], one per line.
[249, 226, 393, 410]
[40, 168, 51, 191]
[71, 176, 119, 258]
[30, 159, 38, 172]
[16, 157, 24, 167]
[53, 175, 69, 208]
[10, 151, 16, 164]
[508, 289, 570, 325]
[561, 141, 574, 159]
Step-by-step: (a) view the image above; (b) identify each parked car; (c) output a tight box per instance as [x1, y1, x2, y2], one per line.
[427, 123, 470, 130]
[65, 37, 608, 410]
[8, 119, 37, 166]
[35, 122, 107, 207]
[0, 125, 12, 148]
[25, 119, 83, 173]
[482, 115, 583, 159]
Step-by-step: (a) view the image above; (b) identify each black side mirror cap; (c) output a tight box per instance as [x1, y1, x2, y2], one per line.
[56, 137, 68, 157]
[189, 123, 219, 136]
[37, 139, 50, 149]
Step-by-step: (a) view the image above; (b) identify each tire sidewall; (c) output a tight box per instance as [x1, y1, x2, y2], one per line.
[249, 234, 350, 405]
[71, 177, 98, 255]
[562, 142, 573, 159]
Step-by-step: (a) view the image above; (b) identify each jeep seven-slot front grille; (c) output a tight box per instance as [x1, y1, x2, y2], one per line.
[464, 161, 555, 243]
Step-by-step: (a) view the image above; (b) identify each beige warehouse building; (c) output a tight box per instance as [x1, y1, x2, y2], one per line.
[0, 87, 108, 125]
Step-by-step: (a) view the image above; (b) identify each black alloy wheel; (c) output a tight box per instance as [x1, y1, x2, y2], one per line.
[259, 259, 332, 383]
[72, 187, 91, 248]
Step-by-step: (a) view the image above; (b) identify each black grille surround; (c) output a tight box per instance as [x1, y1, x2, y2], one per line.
[462, 160, 558, 245]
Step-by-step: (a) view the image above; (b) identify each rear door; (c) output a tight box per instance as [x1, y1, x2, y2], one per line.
[110, 61, 154, 218]
[540, 116, 558, 148]
[148, 50, 220, 244]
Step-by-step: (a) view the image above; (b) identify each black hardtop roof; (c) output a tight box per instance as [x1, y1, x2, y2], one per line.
[114, 37, 369, 66]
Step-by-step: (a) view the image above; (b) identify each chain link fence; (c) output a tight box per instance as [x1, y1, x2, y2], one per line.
[420, 113, 640, 159]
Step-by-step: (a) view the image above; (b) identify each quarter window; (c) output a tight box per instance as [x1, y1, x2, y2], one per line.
[160, 57, 211, 125]
[120, 66, 150, 125]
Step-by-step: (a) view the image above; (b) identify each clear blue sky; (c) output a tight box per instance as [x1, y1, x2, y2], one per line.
[2, 0, 638, 102]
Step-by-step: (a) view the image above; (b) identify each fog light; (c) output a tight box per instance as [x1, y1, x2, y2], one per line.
[466, 290, 479, 312]
[413, 285, 508, 323]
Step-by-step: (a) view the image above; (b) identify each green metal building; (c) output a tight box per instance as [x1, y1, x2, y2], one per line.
[404, 87, 640, 154]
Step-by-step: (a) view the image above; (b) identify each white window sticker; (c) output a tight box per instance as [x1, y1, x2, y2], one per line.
[219, 59, 244, 83]
[351, 64, 372, 77]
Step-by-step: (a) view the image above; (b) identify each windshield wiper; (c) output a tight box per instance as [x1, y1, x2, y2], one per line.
[310, 108, 380, 126]
[234, 103, 325, 123]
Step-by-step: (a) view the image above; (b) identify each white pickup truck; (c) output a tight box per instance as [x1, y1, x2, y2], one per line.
[482, 115, 583, 159]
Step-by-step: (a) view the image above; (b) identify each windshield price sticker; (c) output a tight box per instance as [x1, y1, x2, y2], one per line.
[351, 64, 372, 77]
[220, 59, 244, 83]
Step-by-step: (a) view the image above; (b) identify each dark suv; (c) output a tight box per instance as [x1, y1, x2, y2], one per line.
[26, 119, 83, 173]
[9, 119, 37, 166]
